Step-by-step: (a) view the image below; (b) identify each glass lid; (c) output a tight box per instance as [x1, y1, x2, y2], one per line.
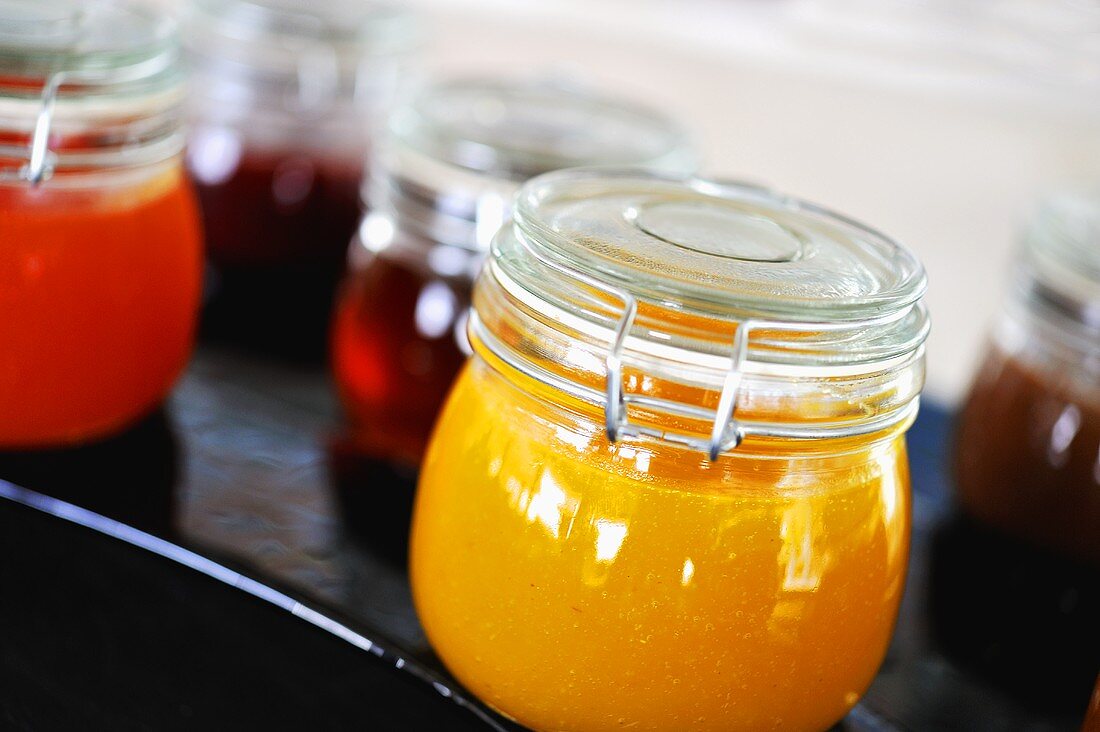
[184, 0, 417, 71]
[0, 0, 184, 185]
[513, 169, 927, 324]
[392, 78, 694, 181]
[1022, 190, 1100, 333]
[479, 170, 928, 457]
[0, 0, 176, 80]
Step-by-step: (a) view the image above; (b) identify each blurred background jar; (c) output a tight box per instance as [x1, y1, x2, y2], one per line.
[328, 78, 693, 552]
[411, 169, 929, 731]
[0, 0, 202, 448]
[955, 191, 1100, 565]
[403, 0, 1100, 406]
[182, 0, 417, 361]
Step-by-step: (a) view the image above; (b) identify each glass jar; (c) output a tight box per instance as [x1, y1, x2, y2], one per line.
[410, 170, 929, 731]
[1085, 675, 1100, 731]
[182, 0, 417, 359]
[955, 191, 1100, 565]
[0, 0, 202, 448]
[329, 79, 693, 539]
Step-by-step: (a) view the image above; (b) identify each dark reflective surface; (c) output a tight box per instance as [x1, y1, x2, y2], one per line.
[0, 409, 178, 535]
[929, 513, 1100, 713]
[201, 261, 347, 364]
[4, 348, 1094, 730]
[328, 434, 418, 568]
[191, 147, 364, 364]
[0, 486, 499, 732]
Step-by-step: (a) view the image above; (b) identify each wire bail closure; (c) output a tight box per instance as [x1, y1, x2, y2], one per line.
[512, 227, 753, 461]
[0, 51, 177, 185]
[602, 288, 752, 462]
[0, 72, 63, 184]
[501, 224, 922, 462]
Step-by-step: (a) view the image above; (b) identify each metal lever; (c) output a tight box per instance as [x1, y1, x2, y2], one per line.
[508, 226, 917, 461]
[0, 51, 176, 185]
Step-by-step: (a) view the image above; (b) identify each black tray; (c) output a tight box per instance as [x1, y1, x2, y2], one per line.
[0, 346, 1094, 730]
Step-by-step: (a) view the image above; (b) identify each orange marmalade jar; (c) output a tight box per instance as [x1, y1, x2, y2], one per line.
[410, 170, 929, 731]
[0, 1, 202, 448]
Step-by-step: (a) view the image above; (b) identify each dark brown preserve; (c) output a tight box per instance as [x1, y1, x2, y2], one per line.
[330, 253, 470, 468]
[329, 251, 471, 559]
[189, 146, 364, 361]
[955, 346, 1100, 565]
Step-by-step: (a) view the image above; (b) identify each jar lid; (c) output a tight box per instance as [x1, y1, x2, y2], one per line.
[0, 0, 183, 185]
[515, 170, 925, 323]
[375, 78, 694, 252]
[394, 78, 693, 180]
[184, 0, 417, 74]
[476, 170, 929, 458]
[1022, 191, 1100, 335]
[0, 0, 175, 77]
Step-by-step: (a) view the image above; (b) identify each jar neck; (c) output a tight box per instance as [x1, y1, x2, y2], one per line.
[471, 247, 927, 460]
[349, 209, 485, 283]
[0, 67, 185, 187]
[365, 143, 520, 253]
[184, 52, 407, 145]
[998, 279, 1100, 373]
[181, 1, 415, 143]
[1011, 261, 1100, 356]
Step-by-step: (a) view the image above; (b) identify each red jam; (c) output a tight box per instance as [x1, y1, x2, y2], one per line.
[187, 140, 364, 360]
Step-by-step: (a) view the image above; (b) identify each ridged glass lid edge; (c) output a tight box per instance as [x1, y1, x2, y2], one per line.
[0, 0, 177, 76]
[185, 0, 418, 57]
[511, 168, 928, 323]
[390, 79, 695, 181]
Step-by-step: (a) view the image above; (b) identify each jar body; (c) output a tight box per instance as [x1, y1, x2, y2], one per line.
[411, 356, 912, 732]
[330, 237, 474, 468]
[0, 164, 202, 447]
[188, 130, 363, 270]
[182, 1, 413, 273]
[187, 122, 366, 358]
[955, 312, 1100, 565]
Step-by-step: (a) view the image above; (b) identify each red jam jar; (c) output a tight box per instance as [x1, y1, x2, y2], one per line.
[955, 192, 1100, 565]
[181, 0, 417, 359]
[329, 79, 694, 543]
[0, 1, 202, 448]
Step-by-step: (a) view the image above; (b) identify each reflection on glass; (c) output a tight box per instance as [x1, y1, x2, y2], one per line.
[412, 359, 912, 731]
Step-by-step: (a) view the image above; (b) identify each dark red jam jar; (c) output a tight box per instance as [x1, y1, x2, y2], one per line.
[956, 192, 1100, 565]
[181, 0, 417, 360]
[328, 78, 694, 549]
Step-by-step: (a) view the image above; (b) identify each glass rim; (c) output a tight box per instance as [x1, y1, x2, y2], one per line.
[474, 169, 929, 458]
[0, 1, 184, 185]
[0, 1, 178, 84]
[513, 167, 928, 323]
[390, 77, 696, 181]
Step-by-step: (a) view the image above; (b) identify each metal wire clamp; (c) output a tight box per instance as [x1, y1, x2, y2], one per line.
[500, 227, 921, 461]
[0, 52, 175, 185]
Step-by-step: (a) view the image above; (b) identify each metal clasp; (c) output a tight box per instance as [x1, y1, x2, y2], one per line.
[0, 52, 175, 185]
[0, 72, 64, 184]
[603, 295, 753, 462]
[603, 305, 917, 461]
[511, 227, 755, 461]
[508, 226, 918, 461]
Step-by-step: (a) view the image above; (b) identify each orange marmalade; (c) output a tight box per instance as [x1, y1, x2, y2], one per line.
[410, 170, 928, 731]
[0, 1, 201, 447]
[0, 168, 201, 446]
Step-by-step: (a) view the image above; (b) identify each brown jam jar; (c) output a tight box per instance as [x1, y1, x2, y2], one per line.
[328, 79, 693, 552]
[181, 0, 416, 360]
[955, 192, 1100, 566]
